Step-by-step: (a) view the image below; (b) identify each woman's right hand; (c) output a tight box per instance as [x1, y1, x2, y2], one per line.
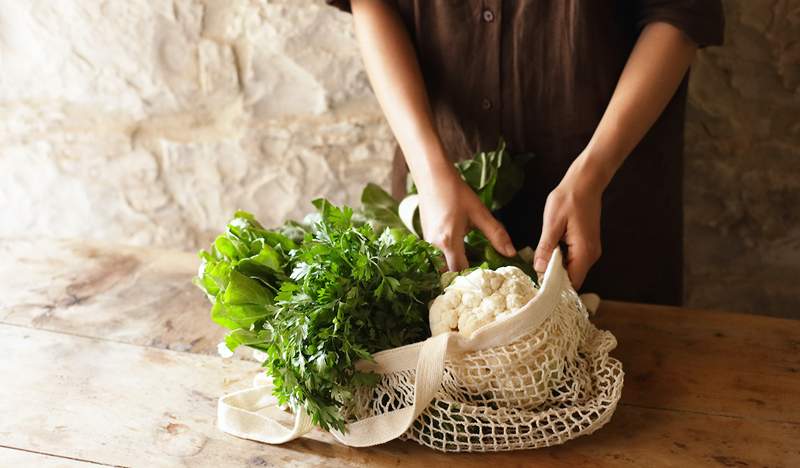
[351, 0, 514, 271]
[349, 0, 514, 270]
[417, 169, 517, 271]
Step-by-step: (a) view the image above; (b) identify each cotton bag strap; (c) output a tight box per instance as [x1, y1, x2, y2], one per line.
[216, 333, 450, 446]
[217, 247, 574, 446]
[216, 373, 314, 444]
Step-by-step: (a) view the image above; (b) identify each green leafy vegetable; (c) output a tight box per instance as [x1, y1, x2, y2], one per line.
[407, 138, 534, 211]
[358, 182, 406, 233]
[196, 137, 539, 434]
[464, 230, 538, 280]
[195, 201, 443, 432]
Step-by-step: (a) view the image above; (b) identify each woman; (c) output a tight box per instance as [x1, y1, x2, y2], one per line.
[327, 0, 724, 305]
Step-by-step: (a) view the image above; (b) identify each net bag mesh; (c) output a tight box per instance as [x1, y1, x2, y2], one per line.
[342, 287, 624, 452]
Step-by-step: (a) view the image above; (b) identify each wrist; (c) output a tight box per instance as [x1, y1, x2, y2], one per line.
[563, 151, 615, 195]
[405, 141, 458, 193]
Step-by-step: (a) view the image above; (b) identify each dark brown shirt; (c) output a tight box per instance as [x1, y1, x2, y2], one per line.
[327, 0, 724, 305]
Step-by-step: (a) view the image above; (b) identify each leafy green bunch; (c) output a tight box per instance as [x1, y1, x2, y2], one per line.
[196, 138, 539, 433]
[195, 200, 443, 432]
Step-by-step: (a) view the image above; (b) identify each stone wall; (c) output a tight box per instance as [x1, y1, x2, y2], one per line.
[0, 0, 395, 249]
[684, 0, 800, 318]
[0, 0, 797, 317]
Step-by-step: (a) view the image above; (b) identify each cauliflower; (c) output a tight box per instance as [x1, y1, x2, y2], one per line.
[429, 266, 538, 337]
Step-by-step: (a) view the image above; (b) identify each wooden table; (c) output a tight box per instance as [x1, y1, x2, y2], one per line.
[1, 239, 798, 467]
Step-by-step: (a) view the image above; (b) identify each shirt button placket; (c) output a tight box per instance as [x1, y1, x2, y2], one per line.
[480, 1, 501, 140]
[481, 5, 496, 113]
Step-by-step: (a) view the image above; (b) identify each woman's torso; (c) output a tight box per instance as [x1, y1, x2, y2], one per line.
[387, 0, 694, 304]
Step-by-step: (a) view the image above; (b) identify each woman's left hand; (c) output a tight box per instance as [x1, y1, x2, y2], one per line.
[530, 22, 698, 289]
[533, 154, 608, 290]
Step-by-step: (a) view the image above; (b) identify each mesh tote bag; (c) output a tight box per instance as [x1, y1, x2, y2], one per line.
[218, 247, 624, 452]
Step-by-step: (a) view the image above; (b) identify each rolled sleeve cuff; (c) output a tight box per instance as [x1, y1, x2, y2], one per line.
[636, 0, 725, 48]
[325, 0, 352, 13]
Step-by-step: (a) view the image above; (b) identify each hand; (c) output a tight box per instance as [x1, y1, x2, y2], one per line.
[418, 170, 517, 271]
[533, 155, 606, 289]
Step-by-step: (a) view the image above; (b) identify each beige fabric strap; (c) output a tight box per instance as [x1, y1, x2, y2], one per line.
[217, 247, 572, 447]
[580, 293, 601, 315]
[216, 333, 451, 447]
[217, 383, 314, 444]
[330, 331, 450, 446]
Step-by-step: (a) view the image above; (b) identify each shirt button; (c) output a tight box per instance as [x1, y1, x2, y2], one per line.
[481, 98, 492, 110]
[482, 9, 495, 23]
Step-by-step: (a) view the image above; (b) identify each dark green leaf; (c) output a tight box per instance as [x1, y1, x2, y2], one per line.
[361, 183, 398, 211]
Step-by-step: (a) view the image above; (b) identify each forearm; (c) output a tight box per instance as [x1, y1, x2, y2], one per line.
[350, 0, 455, 193]
[571, 22, 698, 191]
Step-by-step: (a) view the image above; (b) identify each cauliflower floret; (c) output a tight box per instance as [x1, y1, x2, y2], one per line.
[429, 266, 538, 337]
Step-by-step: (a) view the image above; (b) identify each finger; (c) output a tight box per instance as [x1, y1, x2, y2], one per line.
[433, 231, 468, 272]
[565, 241, 601, 290]
[471, 208, 516, 257]
[442, 246, 469, 271]
[534, 199, 565, 273]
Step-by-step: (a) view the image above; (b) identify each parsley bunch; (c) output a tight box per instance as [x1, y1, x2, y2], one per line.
[196, 140, 538, 432]
[195, 199, 443, 432]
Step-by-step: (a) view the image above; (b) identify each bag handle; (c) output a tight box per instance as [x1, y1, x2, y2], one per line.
[331, 331, 450, 446]
[580, 292, 600, 315]
[217, 332, 450, 446]
[217, 382, 314, 444]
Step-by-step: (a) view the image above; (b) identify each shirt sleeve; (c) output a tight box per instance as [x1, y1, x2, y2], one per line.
[634, 0, 725, 47]
[325, 0, 352, 13]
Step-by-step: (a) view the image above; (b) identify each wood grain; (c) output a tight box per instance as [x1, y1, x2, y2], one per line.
[0, 239, 222, 354]
[595, 301, 800, 423]
[2, 324, 798, 468]
[3, 239, 798, 421]
[2, 239, 799, 466]
[0, 447, 103, 467]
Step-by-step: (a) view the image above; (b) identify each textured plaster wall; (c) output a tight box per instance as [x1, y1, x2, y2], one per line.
[0, 0, 395, 249]
[0, 1, 797, 316]
[684, 0, 800, 318]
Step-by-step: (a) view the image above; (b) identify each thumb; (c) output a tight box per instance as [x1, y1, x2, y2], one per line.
[471, 207, 516, 257]
[534, 208, 565, 273]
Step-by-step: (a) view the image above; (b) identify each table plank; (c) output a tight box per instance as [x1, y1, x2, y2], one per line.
[595, 301, 800, 423]
[4, 239, 799, 425]
[0, 239, 222, 354]
[0, 447, 103, 467]
[2, 324, 798, 468]
[3, 239, 799, 466]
